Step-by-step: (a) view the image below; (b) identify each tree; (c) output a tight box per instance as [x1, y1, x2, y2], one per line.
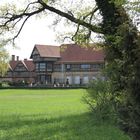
[95, 1, 140, 140]
[0, 45, 9, 77]
[0, 0, 140, 139]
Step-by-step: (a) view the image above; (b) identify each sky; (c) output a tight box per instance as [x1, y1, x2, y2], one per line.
[0, 0, 61, 60]
[1, 0, 95, 60]
[0, 0, 140, 60]
[7, 17, 59, 60]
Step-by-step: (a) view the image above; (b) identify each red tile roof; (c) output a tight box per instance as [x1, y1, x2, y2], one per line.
[59, 44, 105, 63]
[34, 44, 60, 58]
[9, 60, 35, 71]
[23, 60, 35, 71]
[31, 44, 105, 63]
[9, 61, 18, 70]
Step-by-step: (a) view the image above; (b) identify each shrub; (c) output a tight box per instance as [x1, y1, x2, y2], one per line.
[0, 82, 2, 87]
[0, 81, 10, 87]
[9, 80, 29, 87]
[84, 79, 117, 121]
[117, 91, 140, 140]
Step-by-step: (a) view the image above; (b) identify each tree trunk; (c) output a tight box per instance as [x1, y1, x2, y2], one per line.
[95, 0, 140, 140]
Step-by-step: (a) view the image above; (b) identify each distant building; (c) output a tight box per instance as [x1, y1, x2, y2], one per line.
[30, 44, 105, 85]
[1, 55, 35, 84]
[1, 44, 105, 85]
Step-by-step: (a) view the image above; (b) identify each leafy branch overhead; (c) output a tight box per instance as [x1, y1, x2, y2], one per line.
[0, 0, 103, 44]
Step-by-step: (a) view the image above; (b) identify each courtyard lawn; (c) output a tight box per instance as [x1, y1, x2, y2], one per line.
[0, 89, 131, 140]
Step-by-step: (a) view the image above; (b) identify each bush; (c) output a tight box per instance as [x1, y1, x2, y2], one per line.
[0, 81, 10, 87]
[0, 82, 2, 87]
[83, 79, 117, 121]
[117, 92, 140, 140]
[8, 80, 29, 87]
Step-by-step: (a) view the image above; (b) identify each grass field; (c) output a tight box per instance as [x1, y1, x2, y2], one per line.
[0, 89, 131, 140]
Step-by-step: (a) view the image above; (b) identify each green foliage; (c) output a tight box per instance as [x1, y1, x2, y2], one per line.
[0, 89, 131, 140]
[105, 14, 140, 140]
[95, 0, 140, 139]
[0, 81, 10, 87]
[72, 32, 91, 45]
[0, 45, 9, 76]
[8, 80, 29, 87]
[110, 0, 126, 6]
[84, 79, 117, 121]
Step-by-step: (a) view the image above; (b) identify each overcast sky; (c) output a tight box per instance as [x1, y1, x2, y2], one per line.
[0, 0, 96, 60]
[0, 0, 61, 60]
[0, 0, 139, 60]
[8, 17, 59, 60]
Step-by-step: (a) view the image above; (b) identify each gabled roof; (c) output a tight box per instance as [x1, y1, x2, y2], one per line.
[59, 44, 105, 63]
[30, 43, 105, 63]
[8, 64, 13, 71]
[9, 61, 19, 70]
[9, 60, 35, 72]
[30, 44, 60, 58]
[24, 60, 35, 71]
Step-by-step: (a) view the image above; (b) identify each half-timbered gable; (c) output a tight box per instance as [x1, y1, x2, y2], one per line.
[1, 43, 105, 86]
[30, 44, 105, 85]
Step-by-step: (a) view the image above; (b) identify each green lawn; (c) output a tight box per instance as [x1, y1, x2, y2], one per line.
[0, 89, 131, 140]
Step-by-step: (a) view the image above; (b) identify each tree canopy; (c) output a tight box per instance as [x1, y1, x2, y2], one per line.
[0, 45, 9, 77]
[0, 0, 139, 45]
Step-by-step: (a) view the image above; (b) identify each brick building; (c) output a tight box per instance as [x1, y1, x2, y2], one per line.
[1, 44, 105, 85]
[1, 55, 35, 84]
[31, 44, 105, 85]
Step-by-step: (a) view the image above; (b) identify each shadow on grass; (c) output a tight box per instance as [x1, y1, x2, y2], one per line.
[0, 113, 130, 140]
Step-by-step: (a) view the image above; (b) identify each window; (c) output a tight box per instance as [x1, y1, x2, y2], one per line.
[33, 54, 39, 59]
[66, 64, 71, 71]
[72, 64, 80, 71]
[47, 63, 53, 72]
[92, 63, 104, 71]
[15, 65, 26, 72]
[83, 76, 89, 84]
[74, 76, 80, 84]
[40, 75, 46, 84]
[35, 63, 39, 71]
[39, 63, 46, 71]
[54, 64, 61, 72]
[81, 64, 90, 69]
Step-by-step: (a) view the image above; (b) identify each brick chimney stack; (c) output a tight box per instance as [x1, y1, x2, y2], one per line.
[17, 56, 19, 61]
[12, 55, 15, 61]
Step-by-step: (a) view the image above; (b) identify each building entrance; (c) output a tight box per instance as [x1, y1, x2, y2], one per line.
[39, 75, 51, 84]
[46, 75, 51, 84]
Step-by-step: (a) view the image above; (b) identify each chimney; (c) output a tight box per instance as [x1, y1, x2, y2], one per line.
[17, 56, 19, 61]
[12, 55, 15, 61]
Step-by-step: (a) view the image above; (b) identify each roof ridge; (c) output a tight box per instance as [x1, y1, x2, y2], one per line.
[35, 44, 59, 47]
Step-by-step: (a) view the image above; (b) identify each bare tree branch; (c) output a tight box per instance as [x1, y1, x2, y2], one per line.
[13, 16, 30, 42]
[23, 1, 39, 13]
[83, 7, 98, 20]
[38, 0, 102, 34]
[72, 24, 80, 41]
[0, 0, 102, 43]
[0, 5, 45, 28]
